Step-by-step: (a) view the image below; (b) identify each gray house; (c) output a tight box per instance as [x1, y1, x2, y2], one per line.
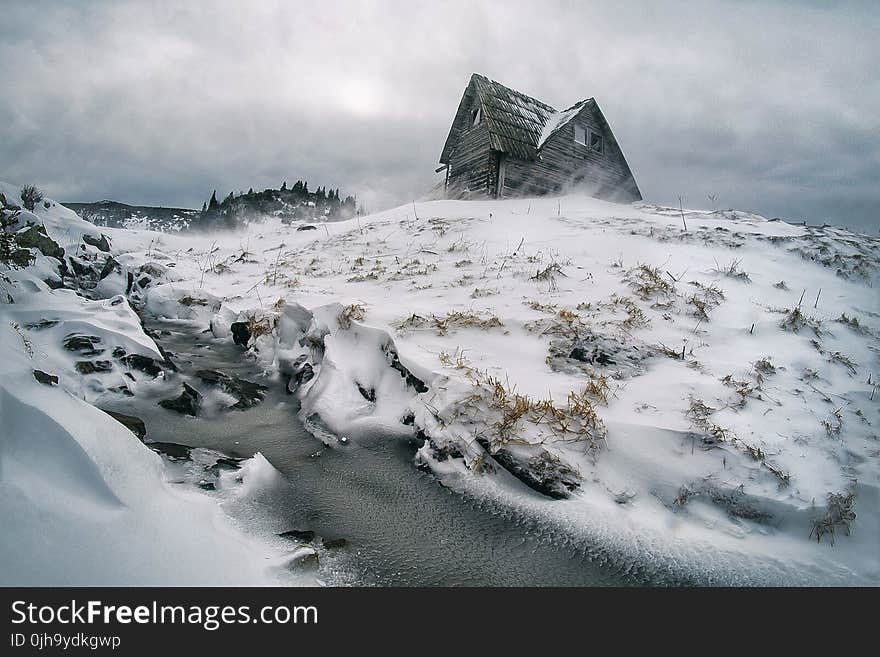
[438, 74, 641, 202]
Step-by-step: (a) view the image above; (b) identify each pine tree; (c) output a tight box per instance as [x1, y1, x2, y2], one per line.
[208, 191, 219, 212]
[201, 201, 207, 212]
[281, 181, 287, 191]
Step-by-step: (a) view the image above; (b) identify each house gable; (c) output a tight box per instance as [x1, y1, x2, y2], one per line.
[440, 73, 641, 202]
[540, 99, 641, 200]
[439, 75, 484, 165]
[440, 74, 555, 165]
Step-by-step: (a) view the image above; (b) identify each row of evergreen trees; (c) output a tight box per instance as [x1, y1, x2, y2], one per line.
[197, 180, 357, 228]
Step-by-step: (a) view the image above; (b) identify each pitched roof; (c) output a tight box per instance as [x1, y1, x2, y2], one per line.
[440, 74, 592, 163]
[537, 100, 590, 149]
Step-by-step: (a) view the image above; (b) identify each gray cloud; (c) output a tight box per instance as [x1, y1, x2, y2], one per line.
[1, 0, 877, 231]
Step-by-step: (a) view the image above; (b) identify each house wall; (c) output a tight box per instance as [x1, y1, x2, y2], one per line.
[445, 99, 494, 198]
[499, 103, 641, 202]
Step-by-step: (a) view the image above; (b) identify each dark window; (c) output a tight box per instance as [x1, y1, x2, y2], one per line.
[590, 131, 604, 154]
[471, 107, 482, 126]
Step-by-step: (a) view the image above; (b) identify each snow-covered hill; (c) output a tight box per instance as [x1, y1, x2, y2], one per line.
[63, 200, 200, 232]
[2, 179, 878, 585]
[0, 182, 307, 585]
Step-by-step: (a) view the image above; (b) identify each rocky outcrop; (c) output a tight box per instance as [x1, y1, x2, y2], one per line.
[102, 410, 147, 440]
[195, 369, 267, 409]
[158, 383, 202, 416]
[14, 224, 64, 262]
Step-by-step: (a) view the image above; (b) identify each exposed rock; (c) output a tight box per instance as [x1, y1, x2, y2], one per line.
[477, 439, 580, 499]
[296, 225, 318, 231]
[425, 436, 464, 462]
[75, 360, 113, 374]
[32, 370, 58, 386]
[14, 224, 64, 261]
[231, 321, 251, 347]
[26, 319, 59, 331]
[146, 441, 192, 460]
[120, 353, 164, 377]
[356, 382, 376, 402]
[141, 327, 178, 372]
[138, 262, 167, 279]
[83, 233, 111, 252]
[68, 257, 92, 278]
[102, 410, 147, 439]
[195, 369, 267, 409]
[209, 456, 243, 476]
[279, 529, 316, 542]
[197, 481, 216, 491]
[2, 246, 33, 268]
[569, 344, 615, 366]
[321, 537, 348, 549]
[158, 383, 202, 416]
[99, 256, 120, 280]
[107, 385, 134, 397]
[290, 356, 314, 389]
[384, 343, 429, 393]
[63, 334, 104, 355]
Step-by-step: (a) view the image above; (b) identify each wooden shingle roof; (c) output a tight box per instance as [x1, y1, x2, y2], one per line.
[472, 74, 557, 160]
[441, 74, 578, 163]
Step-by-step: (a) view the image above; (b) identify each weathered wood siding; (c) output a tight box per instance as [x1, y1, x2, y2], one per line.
[500, 102, 641, 202]
[446, 103, 494, 198]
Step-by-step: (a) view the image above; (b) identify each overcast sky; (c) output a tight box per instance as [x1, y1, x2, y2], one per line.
[1, 0, 877, 231]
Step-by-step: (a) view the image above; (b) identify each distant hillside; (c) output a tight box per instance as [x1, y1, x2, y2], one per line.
[63, 201, 200, 232]
[194, 181, 357, 230]
[65, 181, 358, 233]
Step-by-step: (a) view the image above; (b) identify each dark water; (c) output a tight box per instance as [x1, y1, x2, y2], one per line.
[116, 318, 633, 586]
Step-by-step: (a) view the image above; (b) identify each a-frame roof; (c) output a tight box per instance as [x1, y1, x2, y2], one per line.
[439, 74, 641, 201]
[440, 73, 559, 163]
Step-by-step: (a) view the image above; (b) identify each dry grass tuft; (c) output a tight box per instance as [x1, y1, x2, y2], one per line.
[338, 303, 366, 329]
[780, 306, 823, 336]
[439, 351, 607, 453]
[524, 299, 558, 314]
[821, 407, 844, 437]
[626, 264, 675, 300]
[712, 258, 751, 282]
[836, 313, 871, 336]
[810, 492, 856, 545]
[827, 351, 857, 376]
[607, 294, 650, 330]
[399, 310, 504, 336]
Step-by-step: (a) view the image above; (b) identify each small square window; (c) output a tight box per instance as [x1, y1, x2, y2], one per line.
[590, 131, 604, 154]
[574, 125, 586, 146]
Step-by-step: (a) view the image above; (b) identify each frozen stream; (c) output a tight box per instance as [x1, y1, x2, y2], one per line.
[111, 318, 645, 586]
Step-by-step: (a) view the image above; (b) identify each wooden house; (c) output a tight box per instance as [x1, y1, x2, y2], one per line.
[438, 74, 641, 202]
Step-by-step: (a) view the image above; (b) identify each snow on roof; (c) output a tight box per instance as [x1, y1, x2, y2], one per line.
[441, 75, 597, 162]
[537, 100, 589, 149]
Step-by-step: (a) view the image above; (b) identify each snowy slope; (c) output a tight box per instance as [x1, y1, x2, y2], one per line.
[118, 193, 878, 585]
[0, 182, 305, 585]
[3, 179, 878, 585]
